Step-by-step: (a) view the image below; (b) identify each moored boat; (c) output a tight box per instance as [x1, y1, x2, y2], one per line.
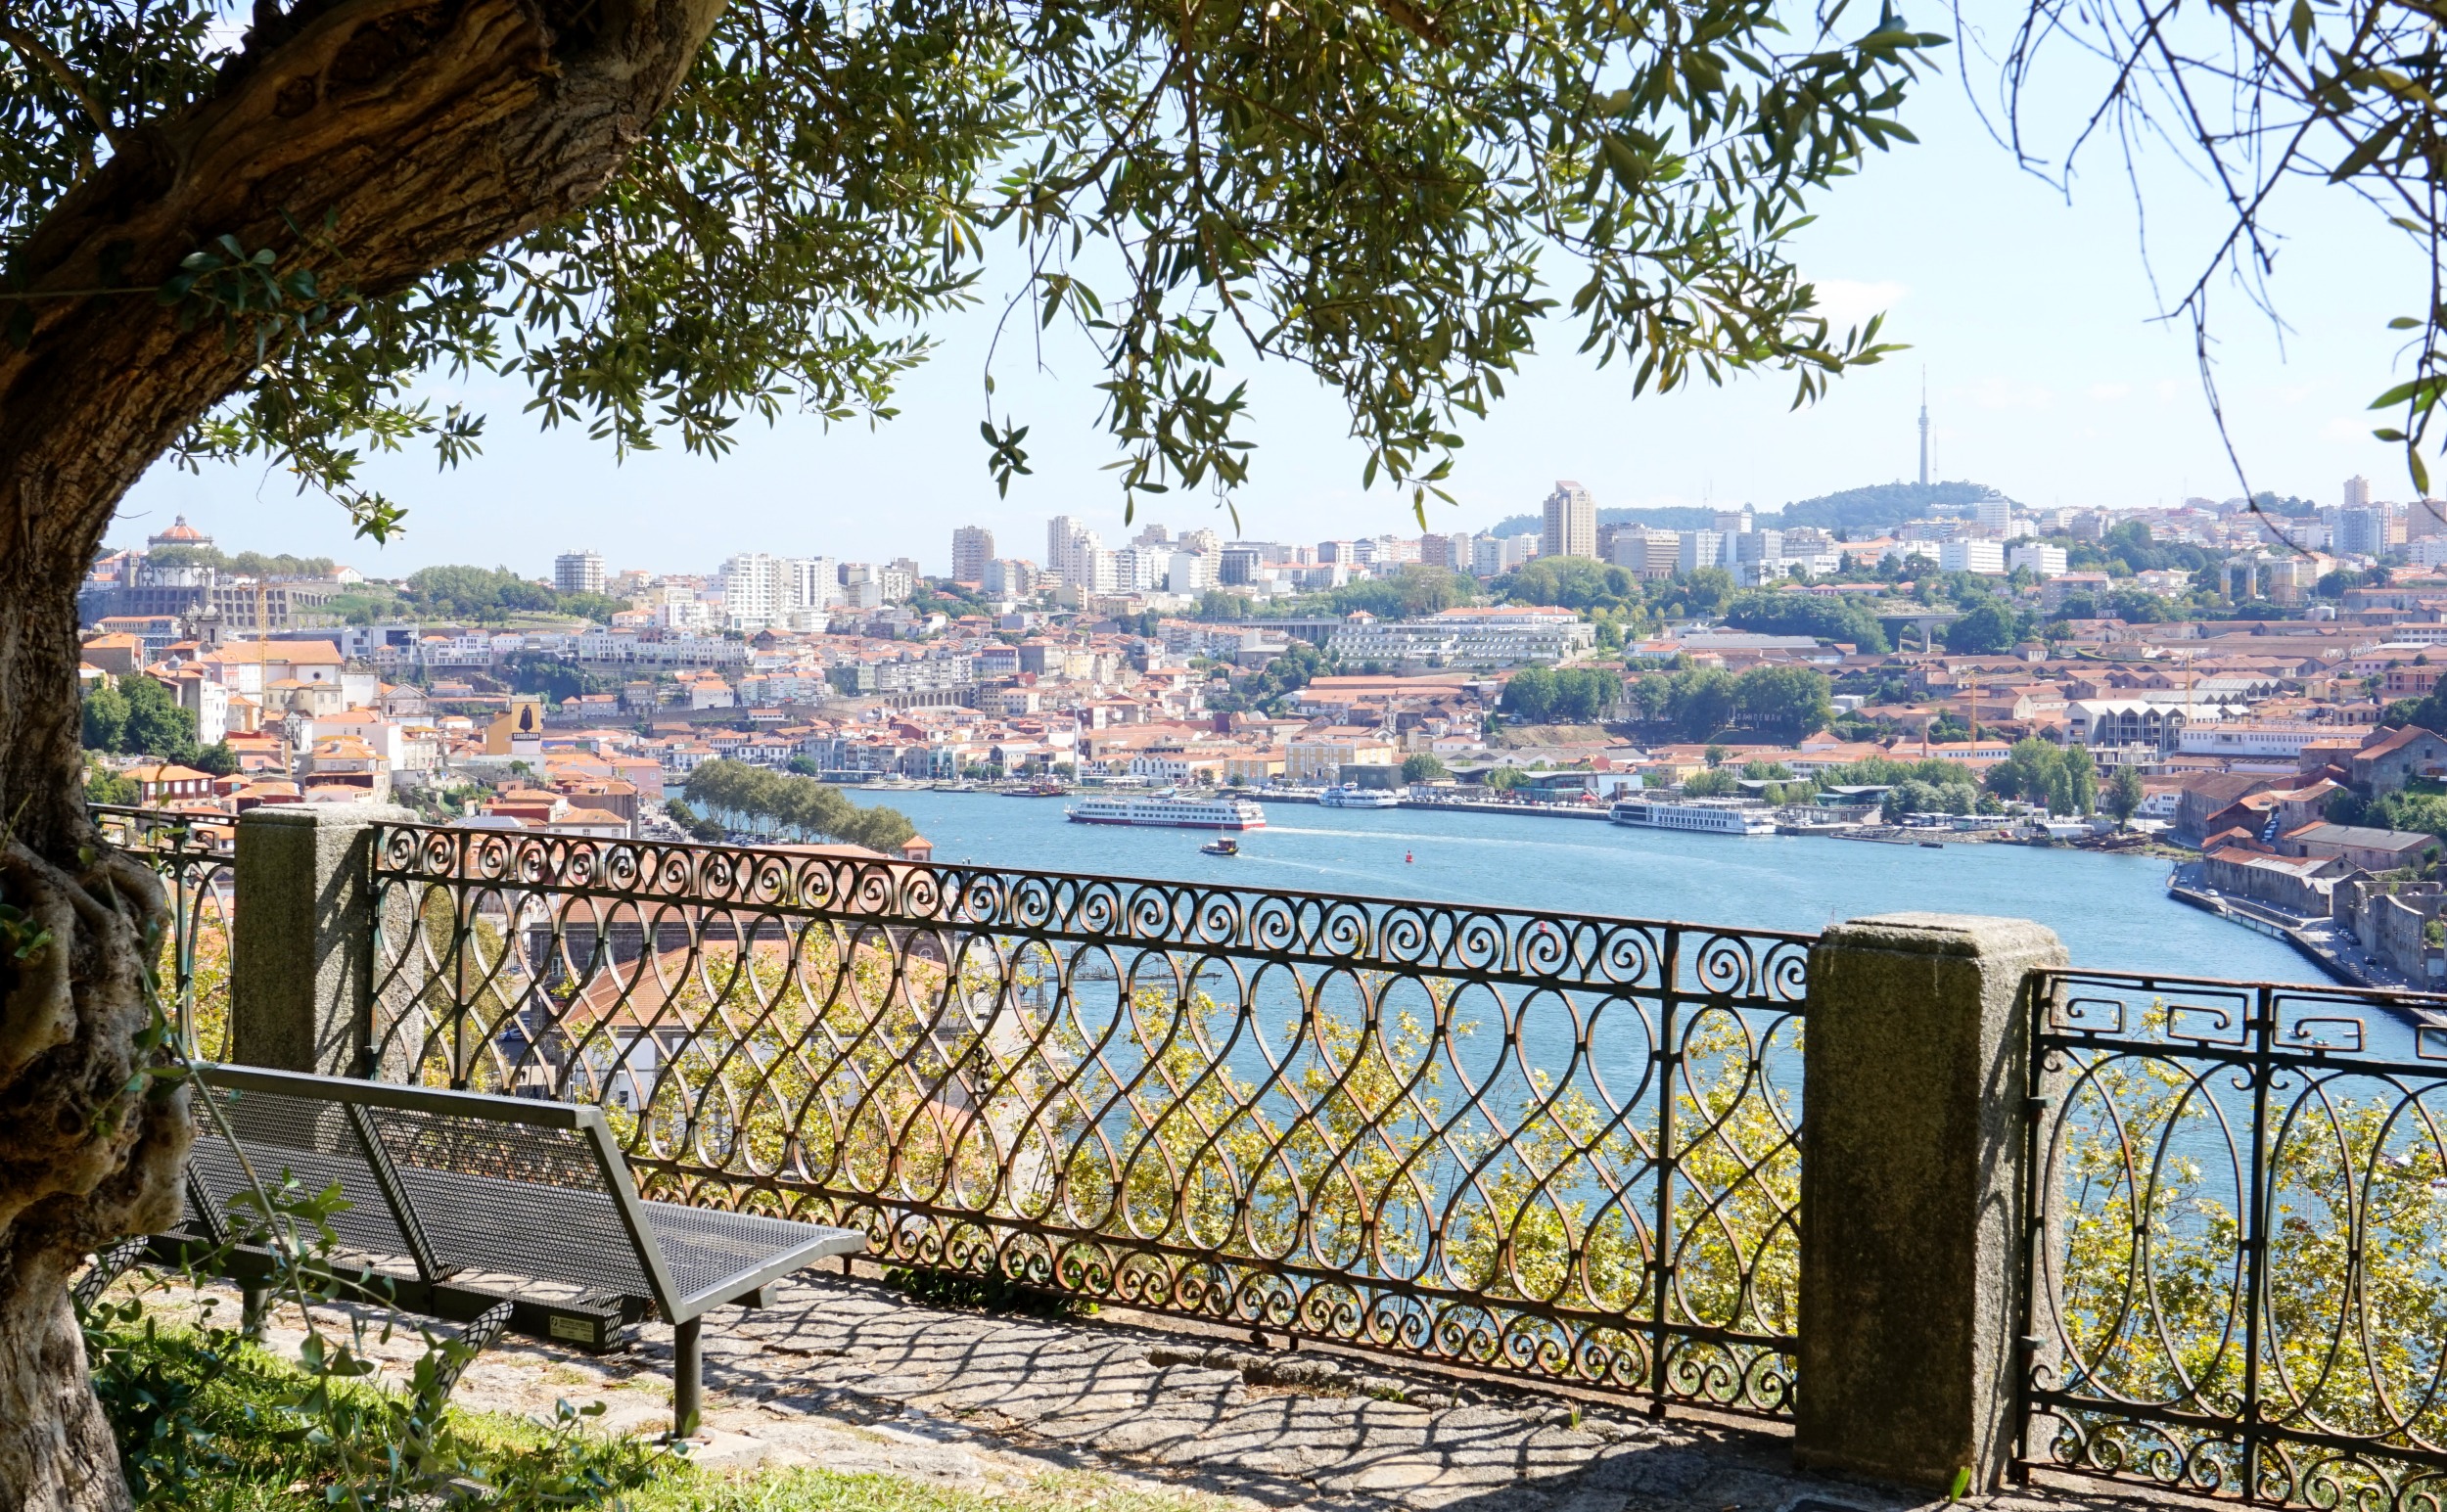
[1067, 794, 1267, 830]
[1607, 797, 1778, 836]
[1317, 784, 1400, 809]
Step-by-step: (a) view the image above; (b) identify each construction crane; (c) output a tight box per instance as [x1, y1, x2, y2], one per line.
[254, 579, 277, 765]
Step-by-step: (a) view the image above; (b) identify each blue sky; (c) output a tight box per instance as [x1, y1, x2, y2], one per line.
[113, 39, 2431, 578]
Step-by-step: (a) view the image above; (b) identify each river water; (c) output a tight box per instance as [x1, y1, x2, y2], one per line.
[852, 790, 2315, 980]
[846, 789, 2447, 1067]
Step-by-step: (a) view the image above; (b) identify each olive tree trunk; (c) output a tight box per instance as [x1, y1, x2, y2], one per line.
[0, 3, 721, 1504]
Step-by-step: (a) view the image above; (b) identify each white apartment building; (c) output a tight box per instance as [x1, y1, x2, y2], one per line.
[1073, 544, 1119, 593]
[553, 550, 606, 596]
[983, 558, 1039, 596]
[655, 599, 715, 631]
[1939, 539, 2007, 574]
[1973, 497, 2015, 536]
[950, 526, 994, 583]
[1610, 527, 1678, 579]
[791, 557, 837, 611]
[1733, 529, 1783, 565]
[2328, 505, 2390, 557]
[718, 553, 837, 627]
[2175, 721, 2335, 760]
[1112, 545, 1166, 592]
[1167, 550, 1216, 594]
[841, 563, 913, 603]
[1679, 529, 1726, 573]
[572, 630, 747, 665]
[1325, 607, 1595, 667]
[1542, 481, 1597, 560]
[1047, 516, 1103, 586]
[719, 552, 786, 626]
[2008, 543, 2069, 577]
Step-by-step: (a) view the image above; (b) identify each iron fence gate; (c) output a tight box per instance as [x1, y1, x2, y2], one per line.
[2021, 968, 2447, 1508]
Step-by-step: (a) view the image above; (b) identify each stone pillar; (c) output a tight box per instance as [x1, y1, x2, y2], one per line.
[230, 804, 415, 1076]
[1795, 911, 2064, 1492]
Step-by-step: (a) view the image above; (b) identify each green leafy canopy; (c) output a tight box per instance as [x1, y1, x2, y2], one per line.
[1, 0, 1942, 538]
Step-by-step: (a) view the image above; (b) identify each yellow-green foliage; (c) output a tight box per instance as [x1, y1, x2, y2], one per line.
[2042, 1003, 2447, 1493]
[382, 895, 1806, 1397]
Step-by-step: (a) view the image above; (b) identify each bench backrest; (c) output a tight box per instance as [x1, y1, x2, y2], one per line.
[184, 1064, 683, 1316]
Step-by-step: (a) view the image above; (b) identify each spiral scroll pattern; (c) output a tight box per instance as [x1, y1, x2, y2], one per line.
[358, 821, 1808, 1415]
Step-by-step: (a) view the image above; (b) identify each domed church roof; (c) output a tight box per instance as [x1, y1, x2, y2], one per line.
[147, 515, 213, 548]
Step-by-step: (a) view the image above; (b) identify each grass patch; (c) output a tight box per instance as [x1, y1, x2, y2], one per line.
[91, 1316, 662, 1509]
[94, 1320, 1229, 1512]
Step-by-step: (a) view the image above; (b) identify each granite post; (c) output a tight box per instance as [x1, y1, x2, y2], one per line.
[230, 803, 414, 1076]
[1794, 911, 2063, 1491]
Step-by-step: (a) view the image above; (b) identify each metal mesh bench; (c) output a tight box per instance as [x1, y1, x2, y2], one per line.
[157, 1064, 864, 1435]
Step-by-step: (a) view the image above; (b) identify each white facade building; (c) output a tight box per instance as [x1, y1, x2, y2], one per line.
[1939, 539, 2007, 574]
[1678, 529, 1726, 573]
[553, 551, 606, 596]
[718, 553, 787, 627]
[1325, 608, 1595, 667]
[949, 527, 994, 583]
[2008, 543, 2069, 577]
[983, 558, 1039, 596]
[1542, 481, 1597, 560]
[1167, 550, 1216, 594]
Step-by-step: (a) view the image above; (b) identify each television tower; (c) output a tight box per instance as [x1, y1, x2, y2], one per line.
[1917, 370, 1930, 487]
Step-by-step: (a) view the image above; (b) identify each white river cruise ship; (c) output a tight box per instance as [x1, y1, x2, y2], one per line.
[1067, 795, 1268, 830]
[1608, 797, 1778, 836]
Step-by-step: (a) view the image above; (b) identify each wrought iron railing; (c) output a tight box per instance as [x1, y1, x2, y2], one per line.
[2021, 968, 2447, 1508]
[363, 821, 1811, 1414]
[94, 803, 235, 1062]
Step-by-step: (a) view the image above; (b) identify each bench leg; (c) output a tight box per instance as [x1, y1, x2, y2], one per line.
[241, 1284, 268, 1342]
[671, 1317, 702, 1440]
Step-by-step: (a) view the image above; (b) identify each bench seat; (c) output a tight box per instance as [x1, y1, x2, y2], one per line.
[163, 1064, 864, 1434]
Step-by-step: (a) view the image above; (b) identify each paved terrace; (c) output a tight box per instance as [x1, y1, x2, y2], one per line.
[189, 1267, 2154, 1512]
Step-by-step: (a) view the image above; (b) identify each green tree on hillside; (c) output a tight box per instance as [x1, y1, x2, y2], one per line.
[1501, 666, 1618, 723]
[1500, 558, 1639, 613]
[1721, 591, 1892, 653]
[1943, 599, 2021, 654]
[1733, 666, 1835, 739]
[1676, 568, 1738, 617]
[80, 677, 129, 754]
[80, 674, 198, 764]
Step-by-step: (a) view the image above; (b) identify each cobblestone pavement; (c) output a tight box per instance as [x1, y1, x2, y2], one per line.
[172, 1271, 2156, 1512]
